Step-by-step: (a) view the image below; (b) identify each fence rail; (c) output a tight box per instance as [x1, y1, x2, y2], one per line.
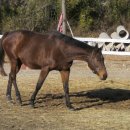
[74, 37, 130, 44]
[74, 37, 130, 56]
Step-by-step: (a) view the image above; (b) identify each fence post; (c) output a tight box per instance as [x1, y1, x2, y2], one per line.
[62, 0, 67, 34]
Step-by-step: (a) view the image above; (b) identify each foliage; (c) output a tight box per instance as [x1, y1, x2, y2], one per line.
[66, 0, 102, 31]
[66, 0, 130, 33]
[0, 0, 60, 33]
[0, 0, 130, 35]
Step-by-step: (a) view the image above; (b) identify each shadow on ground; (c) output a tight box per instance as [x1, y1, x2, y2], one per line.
[22, 87, 130, 110]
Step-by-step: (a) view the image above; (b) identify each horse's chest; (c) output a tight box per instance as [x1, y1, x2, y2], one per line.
[56, 61, 72, 70]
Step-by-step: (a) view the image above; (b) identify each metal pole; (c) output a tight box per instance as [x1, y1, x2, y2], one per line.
[62, 0, 67, 34]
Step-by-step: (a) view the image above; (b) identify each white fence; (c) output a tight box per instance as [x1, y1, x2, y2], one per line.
[74, 25, 130, 55]
[74, 37, 130, 55]
[74, 37, 130, 44]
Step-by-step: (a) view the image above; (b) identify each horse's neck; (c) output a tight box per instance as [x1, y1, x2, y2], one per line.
[65, 45, 93, 62]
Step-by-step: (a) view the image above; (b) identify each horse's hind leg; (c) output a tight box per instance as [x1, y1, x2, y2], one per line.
[6, 59, 22, 104]
[6, 73, 13, 101]
[13, 59, 22, 104]
[30, 67, 49, 107]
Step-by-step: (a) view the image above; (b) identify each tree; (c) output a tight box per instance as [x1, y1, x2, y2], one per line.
[1, 0, 60, 33]
[0, 0, 130, 35]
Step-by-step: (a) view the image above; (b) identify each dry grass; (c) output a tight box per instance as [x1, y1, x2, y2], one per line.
[0, 59, 130, 130]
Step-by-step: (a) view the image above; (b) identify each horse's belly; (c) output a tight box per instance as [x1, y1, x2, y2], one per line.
[23, 62, 41, 69]
[55, 61, 73, 71]
[20, 57, 42, 69]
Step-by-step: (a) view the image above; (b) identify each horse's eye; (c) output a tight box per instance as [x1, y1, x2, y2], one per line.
[97, 59, 100, 61]
[96, 67, 100, 72]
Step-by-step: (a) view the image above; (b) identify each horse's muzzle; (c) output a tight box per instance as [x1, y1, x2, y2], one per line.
[100, 73, 107, 80]
[98, 70, 107, 80]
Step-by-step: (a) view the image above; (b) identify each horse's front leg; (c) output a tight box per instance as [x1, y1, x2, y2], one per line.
[30, 67, 49, 108]
[60, 70, 74, 110]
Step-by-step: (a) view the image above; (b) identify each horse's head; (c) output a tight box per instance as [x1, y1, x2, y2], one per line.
[87, 45, 107, 80]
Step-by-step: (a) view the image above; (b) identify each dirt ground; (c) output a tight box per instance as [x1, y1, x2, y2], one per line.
[1, 55, 130, 130]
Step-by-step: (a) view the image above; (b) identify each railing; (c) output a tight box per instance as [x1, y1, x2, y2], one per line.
[74, 37, 130, 55]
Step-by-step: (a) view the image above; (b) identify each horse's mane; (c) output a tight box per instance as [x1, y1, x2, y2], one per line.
[50, 31, 92, 49]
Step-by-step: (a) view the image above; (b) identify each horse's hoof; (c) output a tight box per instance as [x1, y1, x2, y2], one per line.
[29, 101, 35, 108]
[30, 104, 35, 108]
[16, 99, 22, 106]
[68, 107, 75, 111]
[7, 100, 14, 104]
[67, 105, 75, 111]
[6, 95, 12, 101]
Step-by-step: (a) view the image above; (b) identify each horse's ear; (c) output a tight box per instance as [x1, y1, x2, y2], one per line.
[99, 47, 102, 51]
[95, 44, 98, 48]
[95, 43, 102, 52]
[95, 43, 98, 49]
[98, 46, 102, 51]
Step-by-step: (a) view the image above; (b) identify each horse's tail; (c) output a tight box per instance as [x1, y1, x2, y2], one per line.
[0, 32, 9, 76]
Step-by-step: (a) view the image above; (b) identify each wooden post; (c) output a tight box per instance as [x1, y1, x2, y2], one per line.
[62, 0, 67, 34]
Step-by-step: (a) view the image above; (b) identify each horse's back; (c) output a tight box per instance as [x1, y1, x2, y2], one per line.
[2, 30, 68, 69]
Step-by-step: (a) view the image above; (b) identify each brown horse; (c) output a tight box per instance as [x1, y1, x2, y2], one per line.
[0, 30, 107, 110]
